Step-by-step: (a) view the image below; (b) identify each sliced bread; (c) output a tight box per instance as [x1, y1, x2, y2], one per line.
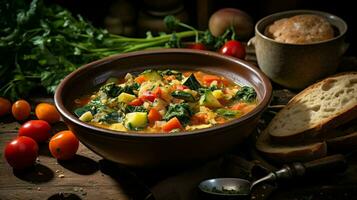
[256, 129, 327, 163]
[267, 72, 357, 143]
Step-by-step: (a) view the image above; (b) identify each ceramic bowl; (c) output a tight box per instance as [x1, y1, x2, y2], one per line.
[54, 49, 272, 167]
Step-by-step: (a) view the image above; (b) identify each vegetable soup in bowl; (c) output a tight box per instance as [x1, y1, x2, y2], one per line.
[74, 69, 258, 133]
[55, 49, 272, 167]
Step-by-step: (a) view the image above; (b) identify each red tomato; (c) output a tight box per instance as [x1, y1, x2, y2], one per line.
[49, 130, 79, 160]
[140, 91, 156, 102]
[219, 40, 246, 59]
[18, 120, 51, 143]
[128, 98, 143, 106]
[185, 43, 206, 50]
[4, 136, 39, 169]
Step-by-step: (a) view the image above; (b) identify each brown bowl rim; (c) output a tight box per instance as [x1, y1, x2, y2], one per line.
[54, 49, 272, 139]
[255, 9, 348, 46]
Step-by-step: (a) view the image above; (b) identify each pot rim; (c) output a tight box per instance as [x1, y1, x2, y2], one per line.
[255, 9, 348, 46]
[54, 49, 272, 139]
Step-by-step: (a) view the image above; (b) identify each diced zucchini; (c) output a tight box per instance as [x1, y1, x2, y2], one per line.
[74, 105, 92, 117]
[215, 108, 241, 118]
[183, 74, 201, 90]
[79, 111, 93, 122]
[124, 112, 148, 130]
[118, 92, 136, 103]
[109, 123, 127, 131]
[199, 90, 222, 108]
[171, 90, 196, 102]
[141, 70, 162, 81]
[212, 90, 224, 99]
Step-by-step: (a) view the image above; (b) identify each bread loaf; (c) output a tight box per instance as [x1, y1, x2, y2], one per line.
[265, 14, 334, 44]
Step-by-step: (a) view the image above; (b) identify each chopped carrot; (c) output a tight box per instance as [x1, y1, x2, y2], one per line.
[135, 75, 146, 84]
[164, 75, 176, 81]
[183, 72, 192, 77]
[190, 113, 208, 125]
[148, 108, 162, 123]
[128, 98, 143, 106]
[152, 87, 162, 98]
[231, 102, 247, 110]
[242, 104, 256, 114]
[215, 116, 227, 124]
[203, 75, 221, 85]
[162, 117, 182, 132]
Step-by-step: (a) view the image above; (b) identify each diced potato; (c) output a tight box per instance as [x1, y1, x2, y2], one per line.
[185, 124, 212, 131]
[79, 111, 93, 122]
[212, 90, 224, 99]
[109, 123, 127, 131]
[118, 92, 136, 103]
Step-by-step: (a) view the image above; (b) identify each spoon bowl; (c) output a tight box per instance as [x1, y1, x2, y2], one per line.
[198, 178, 251, 196]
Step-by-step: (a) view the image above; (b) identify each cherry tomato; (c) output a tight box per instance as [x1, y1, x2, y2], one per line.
[0, 97, 11, 117]
[4, 136, 39, 169]
[35, 103, 61, 124]
[18, 120, 51, 143]
[140, 91, 156, 102]
[128, 98, 143, 106]
[49, 130, 79, 160]
[185, 43, 207, 50]
[219, 40, 246, 59]
[12, 100, 31, 121]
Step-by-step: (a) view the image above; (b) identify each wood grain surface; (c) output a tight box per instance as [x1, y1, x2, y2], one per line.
[0, 121, 130, 200]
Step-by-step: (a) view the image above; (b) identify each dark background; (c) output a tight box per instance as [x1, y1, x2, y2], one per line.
[52, 0, 357, 55]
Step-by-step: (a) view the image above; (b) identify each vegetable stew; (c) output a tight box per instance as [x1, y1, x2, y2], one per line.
[73, 69, 258, 133]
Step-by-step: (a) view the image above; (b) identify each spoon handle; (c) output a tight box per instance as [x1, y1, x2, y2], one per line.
[276, 154, 347, 179]
[302, 154, 347, 175]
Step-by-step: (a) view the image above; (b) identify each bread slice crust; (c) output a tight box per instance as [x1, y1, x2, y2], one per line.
[256, 129, 327, 163]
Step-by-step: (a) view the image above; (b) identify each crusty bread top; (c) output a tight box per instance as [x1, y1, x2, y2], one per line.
[265, 14, 334, 44]
[267, 73, 357, 141]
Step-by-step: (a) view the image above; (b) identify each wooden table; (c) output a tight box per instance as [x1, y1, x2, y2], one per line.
[0, 121, 131, 200]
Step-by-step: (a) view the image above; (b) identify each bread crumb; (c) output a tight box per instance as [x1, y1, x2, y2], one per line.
[58, 174, 65, 178]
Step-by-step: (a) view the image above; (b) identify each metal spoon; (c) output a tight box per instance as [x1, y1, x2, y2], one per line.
[199, 154, 347, 197]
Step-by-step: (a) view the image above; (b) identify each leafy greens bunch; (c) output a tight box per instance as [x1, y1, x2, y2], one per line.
[0, 0, 202, 100]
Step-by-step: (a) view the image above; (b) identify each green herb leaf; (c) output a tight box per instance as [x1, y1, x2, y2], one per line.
[234, 86, 257, 102]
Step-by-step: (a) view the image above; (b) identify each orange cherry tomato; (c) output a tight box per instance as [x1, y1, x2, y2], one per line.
[0, 97, 11, 116]
[12, 100, 31, 121]
[35, 103, 61, 124]
[49, 130, 79, 160]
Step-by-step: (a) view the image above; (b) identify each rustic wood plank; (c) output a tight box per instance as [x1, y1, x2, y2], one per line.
[0, 131, 130, 200]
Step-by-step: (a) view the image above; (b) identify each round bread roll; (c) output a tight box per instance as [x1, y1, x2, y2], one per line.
[265, 14, 334, 44]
